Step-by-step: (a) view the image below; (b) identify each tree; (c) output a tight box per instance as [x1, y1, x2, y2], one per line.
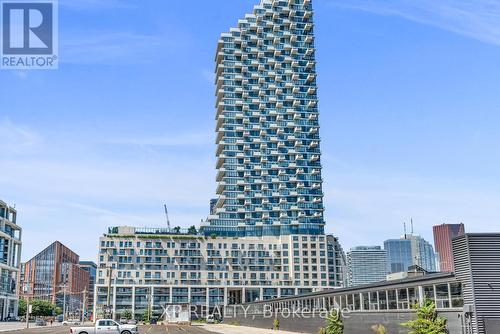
[187, 225, 198, 235]
[121, 309, 132, 320]
[29, 300, 59, 317]
[18, 299, 27, 317]
[325, 309, 343, 334]
[402, 300, 448, 334]
[173, 226, 181, 234]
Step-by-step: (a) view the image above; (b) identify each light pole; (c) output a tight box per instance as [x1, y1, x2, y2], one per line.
[106, 266, 114, 319]
[22, 281, 30, 329]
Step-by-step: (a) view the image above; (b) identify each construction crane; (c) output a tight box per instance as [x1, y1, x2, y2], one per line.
[164, 204, 171, 231]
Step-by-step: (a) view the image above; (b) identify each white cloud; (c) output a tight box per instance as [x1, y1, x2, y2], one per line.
[0, 118, 42, 153]
[0, 121, 215, 261]
[328, 0, 500, 45]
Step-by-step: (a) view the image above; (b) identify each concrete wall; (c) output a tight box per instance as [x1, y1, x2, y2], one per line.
[483, 319, 500, 334]
[227, 310, 462, 334]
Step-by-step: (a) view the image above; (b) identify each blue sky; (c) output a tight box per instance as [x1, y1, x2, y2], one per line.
[1, 0, 500, 261]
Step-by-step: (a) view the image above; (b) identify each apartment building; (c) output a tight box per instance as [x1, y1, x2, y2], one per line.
[94, 226, 346, 320]
[0, 200, 22, 320]
[202, 0, 325, 238]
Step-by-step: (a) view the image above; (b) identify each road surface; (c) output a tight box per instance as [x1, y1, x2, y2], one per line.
[0, 324, 214, 334]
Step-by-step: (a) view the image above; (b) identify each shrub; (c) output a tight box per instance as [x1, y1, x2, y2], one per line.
[325, 309, 343, 334]
[402, 300, 448, 334]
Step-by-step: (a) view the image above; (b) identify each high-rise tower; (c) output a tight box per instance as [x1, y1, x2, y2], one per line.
[203, 0, 325, 237]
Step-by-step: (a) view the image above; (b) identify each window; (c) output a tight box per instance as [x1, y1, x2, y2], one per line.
[362, 293, 369, 310]
[379, 291, 387, 310]
[398, 289, 409, 309]
[450, 282, 463, 308]
[423, 285, 435, 301]
[353, 294, 361, 311]
[369, 292, 379, 310]
[388, 290, 397, 309]
[435, 284, 450, 308]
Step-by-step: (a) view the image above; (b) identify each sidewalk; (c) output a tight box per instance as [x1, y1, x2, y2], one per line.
[202, 324, 303, 334]
[0, 322, 62, 332]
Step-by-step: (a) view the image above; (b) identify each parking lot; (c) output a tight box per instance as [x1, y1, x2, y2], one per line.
[0, 324, 214, 334]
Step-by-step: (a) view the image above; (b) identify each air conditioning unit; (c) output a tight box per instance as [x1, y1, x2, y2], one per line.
[463, 304, 474, 314]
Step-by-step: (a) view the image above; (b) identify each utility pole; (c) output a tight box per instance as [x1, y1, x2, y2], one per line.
[62, 284, 67, 322]
[106, 266, 113, 319]
[82, 289, 87, 323]
[62, 265, 69, 322]
[23, 281, 30, 329]
[25, 295, 30, 329]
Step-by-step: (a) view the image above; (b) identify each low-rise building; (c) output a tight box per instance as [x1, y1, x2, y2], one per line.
[19, 241, 89, 317]
[94, 226, 346, 320]
[228, 233, 500, 334]
[0, 200, 22, 320]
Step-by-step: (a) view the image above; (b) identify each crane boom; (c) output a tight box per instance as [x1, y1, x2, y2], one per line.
[164, 204, 171, 231]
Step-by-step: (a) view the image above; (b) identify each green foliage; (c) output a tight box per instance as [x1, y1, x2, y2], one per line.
[402, 300, 448, 334]
[211, 234, 217, 239]
[18, 299, 27, 316]
[187, 225, 198, 235]
[325, 309, 343, 334]
[317, 328, 327, 334]
[371, 324, 387, 334]
[142, 306, 153, 323]
[273, 318, 280, 330]
[173, 226, 181, 234]
[121, 309, 132, 320]
[28, 300, 60, 317]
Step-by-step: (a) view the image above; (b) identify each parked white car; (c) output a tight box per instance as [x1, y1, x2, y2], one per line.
[63, 319, 81, 326]
[70, 319, 138, 334]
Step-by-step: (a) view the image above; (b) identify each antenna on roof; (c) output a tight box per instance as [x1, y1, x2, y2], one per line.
[404, 222, 407, 238]
[411, 218, 414, 234]
[164, 204, 171, 231]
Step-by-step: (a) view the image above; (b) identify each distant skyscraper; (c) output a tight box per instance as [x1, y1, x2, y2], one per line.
[385, 234, 437, 273]
[203, 0, 324, 237]
[347, 246, 387, 286]
[384, 239, 412, 274]
[433, 223, 465, 272]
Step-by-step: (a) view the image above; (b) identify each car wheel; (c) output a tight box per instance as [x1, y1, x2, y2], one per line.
[121, 331, 131, 334]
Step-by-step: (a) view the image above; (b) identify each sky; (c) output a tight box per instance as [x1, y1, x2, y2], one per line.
[1, 0, 500, 262]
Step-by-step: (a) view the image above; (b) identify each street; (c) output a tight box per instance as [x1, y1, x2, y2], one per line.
[0, 324, 214, 334]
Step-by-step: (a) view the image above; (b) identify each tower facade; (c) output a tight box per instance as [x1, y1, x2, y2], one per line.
[385, 234, 437, 274]
[433, 223, 465, 272]
[204, 0, 324, 237]
[347, 246, 387, 287]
